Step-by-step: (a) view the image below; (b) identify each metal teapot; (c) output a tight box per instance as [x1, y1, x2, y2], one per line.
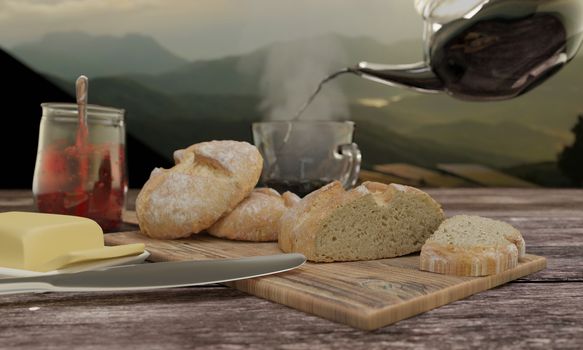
[352, 0, 583, 101]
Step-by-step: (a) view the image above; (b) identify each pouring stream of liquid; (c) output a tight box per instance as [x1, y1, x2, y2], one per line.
[290, 67, 354, 121]
[281, 68, 353, 144]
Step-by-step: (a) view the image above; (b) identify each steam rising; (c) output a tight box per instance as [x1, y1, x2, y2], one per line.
[258, 36, 349, 121]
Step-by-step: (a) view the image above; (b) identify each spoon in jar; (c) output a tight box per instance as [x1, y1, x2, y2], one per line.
[75, 75, 89, 143]
[66, 75, 91, 212]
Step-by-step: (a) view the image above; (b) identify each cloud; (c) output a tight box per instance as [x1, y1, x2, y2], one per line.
[0, 0, 160, 19]
[0, 0, 422, 60]
[256, 37, 350, 121]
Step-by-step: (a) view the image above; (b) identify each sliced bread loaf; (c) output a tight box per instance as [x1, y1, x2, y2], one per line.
[420, 215, 526, 276]
[279, 181, 444, 262]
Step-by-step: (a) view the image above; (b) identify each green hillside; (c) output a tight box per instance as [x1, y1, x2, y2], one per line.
[129, 54, 262, 96]
[504, 162, 573, 187]
[351, 117, 520, 168]
[408, 120, 566, 163]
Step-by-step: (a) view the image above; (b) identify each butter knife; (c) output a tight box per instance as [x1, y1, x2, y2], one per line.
[0, 253, 306, 295]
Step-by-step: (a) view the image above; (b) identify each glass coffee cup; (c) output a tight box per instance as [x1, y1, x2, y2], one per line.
[252, 121, 361, 197]
[32, 103, 127, 231]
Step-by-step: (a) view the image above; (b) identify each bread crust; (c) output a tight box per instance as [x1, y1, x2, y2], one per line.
[279, 181, 445, 262]
[279, 181, 348, 257]
[208, 188, 299, 242]
[420, 242, 519, 276]
[136, 141, 262, 239]
[420, 215, 526, 276]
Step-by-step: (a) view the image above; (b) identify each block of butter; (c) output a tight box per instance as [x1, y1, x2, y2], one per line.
[0, 211, 145, 272]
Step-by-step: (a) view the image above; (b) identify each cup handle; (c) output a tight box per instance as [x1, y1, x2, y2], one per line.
[337, 143, 362, 188]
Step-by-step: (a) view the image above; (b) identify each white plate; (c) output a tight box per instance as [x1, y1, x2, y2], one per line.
[0, 250, 151, 278]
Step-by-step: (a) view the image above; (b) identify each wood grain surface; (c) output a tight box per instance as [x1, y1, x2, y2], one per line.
[104, 230, 546, 330]
[1, 189, 582, 349]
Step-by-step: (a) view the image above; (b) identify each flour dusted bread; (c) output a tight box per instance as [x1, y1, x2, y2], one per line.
[208, 188, 300, 242]
[420, 215, 525, 276]
[136, 141, 262, 239]
[279, 181, 444, 262]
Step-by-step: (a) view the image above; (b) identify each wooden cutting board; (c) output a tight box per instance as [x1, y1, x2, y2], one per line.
[106, 222, 546, 330]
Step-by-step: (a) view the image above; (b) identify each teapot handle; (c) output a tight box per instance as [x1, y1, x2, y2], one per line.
[336, 143, 362, 189]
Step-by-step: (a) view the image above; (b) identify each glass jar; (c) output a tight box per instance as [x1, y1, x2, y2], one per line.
[32, 103, 127, 231]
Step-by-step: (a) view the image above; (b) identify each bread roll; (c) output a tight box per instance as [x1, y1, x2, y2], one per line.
[279, 181, 444, 262]
[208, 188, 300, 242]
[420, 215, 526, 276]
[136, 141, 262, 239]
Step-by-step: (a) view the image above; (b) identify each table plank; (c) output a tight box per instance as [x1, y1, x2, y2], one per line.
[520, 246, 583, 281]
[0, 283, 581, 350]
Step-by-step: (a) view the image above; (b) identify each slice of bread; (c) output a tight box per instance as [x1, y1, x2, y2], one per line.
[279, 181, 444, 262]
[208, 188, 300, 242]
[135, 141, 262, 239]
[420, 215, 526, 276]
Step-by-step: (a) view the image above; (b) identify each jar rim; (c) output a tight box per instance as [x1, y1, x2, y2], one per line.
[41, 103, 124, 117]
[252, 120, 354, 126]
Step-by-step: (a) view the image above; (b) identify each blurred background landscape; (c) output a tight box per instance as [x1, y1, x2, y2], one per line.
[1, 0, 582, 188]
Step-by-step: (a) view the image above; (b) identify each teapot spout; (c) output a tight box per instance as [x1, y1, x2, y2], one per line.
[352, 61, 444, 93]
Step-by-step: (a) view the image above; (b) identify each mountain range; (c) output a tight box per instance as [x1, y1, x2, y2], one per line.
[122, 35, 424, 98]
[8, 31, 583, 171]
[11, 32, 188, 80]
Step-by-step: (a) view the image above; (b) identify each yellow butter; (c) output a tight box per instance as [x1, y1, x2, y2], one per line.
[0, 211, 144, 272]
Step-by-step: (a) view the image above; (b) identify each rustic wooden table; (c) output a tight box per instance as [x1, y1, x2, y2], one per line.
[1, 189, 582, 349]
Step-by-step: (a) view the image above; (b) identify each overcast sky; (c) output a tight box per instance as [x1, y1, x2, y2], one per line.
[0, 0, 423, 59]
